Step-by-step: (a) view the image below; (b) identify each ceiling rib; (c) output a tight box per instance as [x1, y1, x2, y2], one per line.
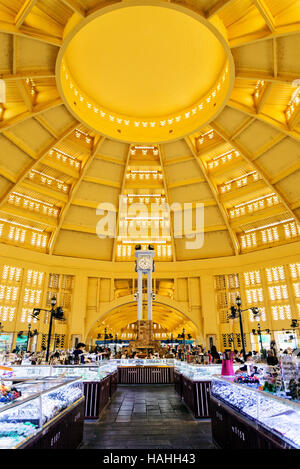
[0, 122, 78, 211]
[210, 121, 300, 225]
[252, 0, 276, 32]
[159, 145, 177, 262]
[60, 0, 86, 18]
[185, 135, 240, 255]
[227, 100, 300, 142]
[15, 0, 38, 28]
[0, 98, 63, 132]
[206, 0, 236, 18]
[48, 135, 106, 255]
[0, 21, 62, 46]
[111, 145, 131, 262]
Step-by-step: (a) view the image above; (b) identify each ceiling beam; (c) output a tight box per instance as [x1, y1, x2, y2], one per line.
[0, 70, 55, 81]
[0, 98, 62, 132]
[253, 0, 276, 32]
[48, 136, 105, 255]
[228, 100, 300, 143]
[159, 145, 177, 262]
[61, 0, 86, 17]
[210, 121, 300, 225]
[230, 22, 300, 48]
[0, 122, 78, 211]
[255, 82, 274, 114]
[112, 145, 131, 262]
[15, 0, 38, 28]
[0, 21, 62, 47]
[185, 136, 240, 255]
[235, 71, 297, 84]
[273, 37, 278, 78]
[16, 80, 34, 112]
[205, 0, 235, 18]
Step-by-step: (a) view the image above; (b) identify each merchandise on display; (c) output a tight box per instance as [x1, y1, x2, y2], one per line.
[0, 377, 83, 449]
[211, 376, 300, 448]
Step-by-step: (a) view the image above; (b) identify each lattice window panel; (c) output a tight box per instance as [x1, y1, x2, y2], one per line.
[214, 275, 226, 290]
[235, 333, 247, 349]
[227, 274, 239, 289]
[246, 288, 264, 304]
[60, 292, 72, 309]
[48, 273, 60, 289]
[272, 305, 292, 321]
[0, 306, 16, 322]
[20, 307, 38, 324]
[216, 291, 228, 308]
[268, 285, 289, 301]
[289, 263, 300, 279]
[54, 334, 65, 348]
[41, 334, 47, 350]
[249, 306, 266, 322]
[2, 265, 22, 283]
[26, 270, 44, 287]
[61, 275, 73, 290]
[219, 309, 229, 324]
[244, 270, 261, 286]
[265, 266, 285, 283]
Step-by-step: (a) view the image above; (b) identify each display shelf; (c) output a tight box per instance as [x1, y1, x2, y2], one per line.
[211, 376, 300, 449]
[4, 363, 118, 420]
[0, 377, 84, 449]
[173, 363, 240, 418]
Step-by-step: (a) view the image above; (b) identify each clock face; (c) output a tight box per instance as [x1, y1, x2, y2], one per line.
[138, 256, 152, 270]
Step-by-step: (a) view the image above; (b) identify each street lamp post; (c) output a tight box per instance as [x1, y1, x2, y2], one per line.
[26, 323, 31, 352]
[229, 296, 260, 360]
[46, 295, 57, 363]
[236, 296, 246, 359]
[257, 323, 264, 354]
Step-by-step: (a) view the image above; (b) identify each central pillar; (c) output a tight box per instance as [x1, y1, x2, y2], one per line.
[147, 270, 152, 321]
[137, 270, 143, 320]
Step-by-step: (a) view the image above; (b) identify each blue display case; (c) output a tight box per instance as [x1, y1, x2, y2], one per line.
[0, 378, 84, 449]
[211, 376, 300, 449]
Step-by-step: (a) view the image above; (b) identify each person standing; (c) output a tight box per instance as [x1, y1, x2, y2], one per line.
[73, 343, 86, 364]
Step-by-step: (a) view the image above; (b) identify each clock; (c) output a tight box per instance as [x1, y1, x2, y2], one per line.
[137, 256, 152, 270]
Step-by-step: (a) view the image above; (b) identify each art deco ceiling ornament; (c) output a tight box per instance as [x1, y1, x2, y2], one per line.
[56, 1, 235, 143]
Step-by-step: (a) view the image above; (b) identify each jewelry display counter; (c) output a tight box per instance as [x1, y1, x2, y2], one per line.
[210, 376, 300, 449]
[112, 359, 175, 384]
[173, 363, 240, 418]
[0, 378, 84, 449]
[5, 363, 118, 420]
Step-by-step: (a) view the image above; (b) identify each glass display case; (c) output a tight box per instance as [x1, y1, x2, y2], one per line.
[1, 362, 118, 383]
[51, 363, 117, 381]
[174, 362, 240, 381]
[0, 377, 83, 449]
[211, 376, 300, 449]
[111, 358, 175, 367]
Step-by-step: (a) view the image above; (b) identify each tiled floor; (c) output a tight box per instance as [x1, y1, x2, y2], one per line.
[80, 385, 214, 449]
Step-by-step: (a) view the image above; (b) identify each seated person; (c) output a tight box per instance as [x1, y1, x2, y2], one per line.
[235, 353, 259, 375]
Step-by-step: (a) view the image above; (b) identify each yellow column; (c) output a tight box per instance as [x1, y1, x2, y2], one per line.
[200, 274, 220, 350]
[68, 274, 88, 346]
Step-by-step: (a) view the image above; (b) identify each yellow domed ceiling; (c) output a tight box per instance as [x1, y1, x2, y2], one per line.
[0, 0, 299, 263]
[57, 2, 234, 142]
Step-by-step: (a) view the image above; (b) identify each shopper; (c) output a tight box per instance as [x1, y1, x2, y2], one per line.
[210, 345, 222, 363]
[266, 349, 279, 366]
[73, 343, 86, 364]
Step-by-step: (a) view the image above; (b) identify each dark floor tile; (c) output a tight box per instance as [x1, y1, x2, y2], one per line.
[82, 385, 213, 450]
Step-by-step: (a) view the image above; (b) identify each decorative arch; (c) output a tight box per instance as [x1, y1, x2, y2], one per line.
[85, 294, 202, 342]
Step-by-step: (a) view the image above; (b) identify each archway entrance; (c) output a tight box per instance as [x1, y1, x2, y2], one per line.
[86, 298, 200, 347]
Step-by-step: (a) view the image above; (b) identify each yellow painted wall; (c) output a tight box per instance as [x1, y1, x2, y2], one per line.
[0, 240, 299, 350]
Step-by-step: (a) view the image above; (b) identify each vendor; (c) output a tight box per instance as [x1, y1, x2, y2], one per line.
[235, 353, 259, 375]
